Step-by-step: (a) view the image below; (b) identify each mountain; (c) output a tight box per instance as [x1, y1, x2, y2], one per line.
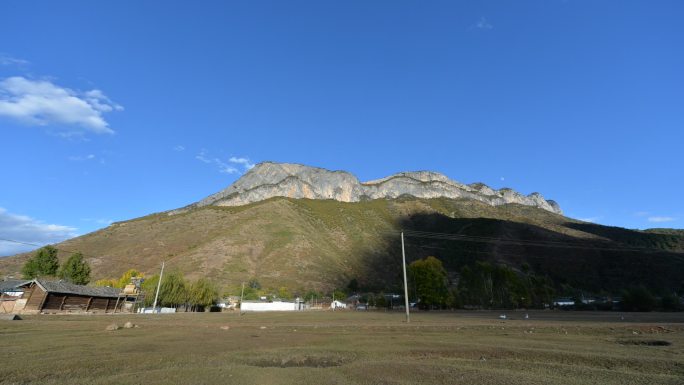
[179, 162, 562, 214]
[1, 163, 682, 297]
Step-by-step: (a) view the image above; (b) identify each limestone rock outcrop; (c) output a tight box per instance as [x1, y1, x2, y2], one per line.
[187, 162, 562, 214]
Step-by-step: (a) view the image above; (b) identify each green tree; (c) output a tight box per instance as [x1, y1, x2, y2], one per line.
[660, 292, 682, 311]
[242, 285, 261, 300]
[22, 246, 59, 279]
[188, 278, 219, 311]
[140, 271, 189, 309]
[622, 286, 657, 312]
[375, 292, 388, 308]
[141, 275, 159, 307]
[409, 256, 450, 309]
[58, 252, 91, 285]
[347, 278, 359, 293]
[277, 286, 293, 300]
[159, 271, 189, 308]
[332, 288, 347, 301]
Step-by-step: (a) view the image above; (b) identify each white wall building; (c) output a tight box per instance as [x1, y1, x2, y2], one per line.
[241, 300, 304, 312]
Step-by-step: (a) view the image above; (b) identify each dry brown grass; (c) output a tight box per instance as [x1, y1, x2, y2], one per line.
[1, 310, 683, 384]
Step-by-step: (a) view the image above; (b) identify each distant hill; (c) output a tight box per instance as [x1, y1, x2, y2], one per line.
[1, 163, 682, 296]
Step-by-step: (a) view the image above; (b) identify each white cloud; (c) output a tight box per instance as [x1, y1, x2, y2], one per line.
[634, 211, 650, 217]
[647, 216, 677, 223]
[229, 156, 255, 170]
[68, 154, 96, 161]
[0, 208, 78, 256]
[0, 76, 122, 134]
[196, 150, 254, 175]
[173, 145, 185, 152]
[0, 54, 29, 67]
[475, 17, 493, 30]
[578, 217, 601, 223]
[216, 158, 239, 174]
[196, 149, 212, 163]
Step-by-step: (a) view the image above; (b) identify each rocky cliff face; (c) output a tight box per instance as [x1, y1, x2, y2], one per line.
[188, 162, 562, 214]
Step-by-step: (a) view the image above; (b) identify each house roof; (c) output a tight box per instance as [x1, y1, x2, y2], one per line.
[0, 279, 31, 292]
[32, 279, 121, 298]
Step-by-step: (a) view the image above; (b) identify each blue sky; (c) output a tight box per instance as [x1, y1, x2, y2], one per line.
[1, 1, 682, 256]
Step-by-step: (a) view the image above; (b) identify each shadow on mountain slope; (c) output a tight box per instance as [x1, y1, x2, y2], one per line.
[565, 222, 684, 252]
[357, 212, 684, 295]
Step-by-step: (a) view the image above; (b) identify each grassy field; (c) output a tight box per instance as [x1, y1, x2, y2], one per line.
[1, 311, 683, 385]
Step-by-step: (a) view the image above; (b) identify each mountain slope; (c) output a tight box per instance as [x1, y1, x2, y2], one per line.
[1, 196, 682, 295]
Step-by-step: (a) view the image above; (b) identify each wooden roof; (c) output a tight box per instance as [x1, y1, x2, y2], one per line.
[30, 279, 121, 298]
[0, 279, 31, 292]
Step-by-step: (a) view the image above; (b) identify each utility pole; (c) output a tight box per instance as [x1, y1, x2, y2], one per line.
[401, 232, 410, 323]
[152, 261, 165, 314]
[239, 282, 245, 316]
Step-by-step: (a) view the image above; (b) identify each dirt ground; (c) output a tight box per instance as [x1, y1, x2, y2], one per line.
[1, 310, 683, 385]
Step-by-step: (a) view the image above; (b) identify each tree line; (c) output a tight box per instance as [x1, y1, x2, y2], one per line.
[19, 246, 681, 312]
[21, 246, 91, 285]
[96, 269, 219, 311]
[405, 255, 682, 311]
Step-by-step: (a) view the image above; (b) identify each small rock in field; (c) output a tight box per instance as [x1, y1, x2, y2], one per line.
[105, 323, 120, 331]
[123, 321, 134, 329]
[260, 326, 267, 330]
[220, 325, 230, 330]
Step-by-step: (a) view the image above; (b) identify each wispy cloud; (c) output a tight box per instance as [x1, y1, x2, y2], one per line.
[196, 149, 212, 163]
[0, 76, 122, 134]
[173, 145, 185, 152]
[196, 150, 255, 175]
[229, 157, 255, 170]
[0, 54, 29, 67]
[648, 216, 677, 223]
[215, 159, 239, 174]
[475, 17, 494, 30]
[579, 216, 601, 223]
[0, 207, 78, 256]
[68, 154, 96, 161]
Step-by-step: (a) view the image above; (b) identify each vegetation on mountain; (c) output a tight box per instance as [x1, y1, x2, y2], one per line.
[2, 196, 683, 310]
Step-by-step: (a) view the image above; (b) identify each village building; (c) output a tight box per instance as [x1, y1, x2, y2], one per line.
[2, 279, 123, 314]
[0, 279, 30, 314]
[241, 299, 307, 312]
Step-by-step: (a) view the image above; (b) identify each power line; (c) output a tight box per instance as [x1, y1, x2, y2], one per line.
[379, 230, 684, 254]
[0, 238, 163, 271]
[408, 243, 683, 273]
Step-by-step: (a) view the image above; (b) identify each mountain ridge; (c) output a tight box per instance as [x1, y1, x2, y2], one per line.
[179, 162, 562, 214]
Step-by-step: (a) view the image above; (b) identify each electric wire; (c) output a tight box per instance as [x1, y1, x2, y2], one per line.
[0, 238, 163, 271]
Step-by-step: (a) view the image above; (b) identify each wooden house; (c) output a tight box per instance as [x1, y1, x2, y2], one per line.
[15, 279, 122, 314]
